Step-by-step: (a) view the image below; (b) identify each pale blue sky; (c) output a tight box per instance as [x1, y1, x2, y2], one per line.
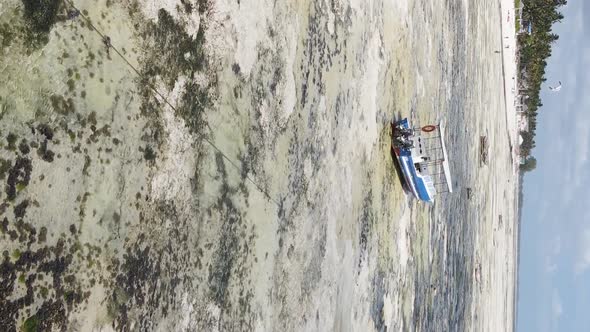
[517, 1, 590, 331]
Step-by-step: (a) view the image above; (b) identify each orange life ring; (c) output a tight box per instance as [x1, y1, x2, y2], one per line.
[421, 125, 437, 132]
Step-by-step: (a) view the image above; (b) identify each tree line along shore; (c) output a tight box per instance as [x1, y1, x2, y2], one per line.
[517, 0, 567, 173]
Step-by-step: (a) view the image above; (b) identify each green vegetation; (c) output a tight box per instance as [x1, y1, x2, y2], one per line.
[521, 156, 537, 172]
[517, 0, 567, 172]
[7, 133, 18, 151]
[22, 314, 39, 332]
[515, 0, 522, 31]
[40, 286, 49, 298]
[16, 183, 27, 191]
[0, 159, 10, 179]
[66, 79, 76, 92]
[12, 248, 21, 260]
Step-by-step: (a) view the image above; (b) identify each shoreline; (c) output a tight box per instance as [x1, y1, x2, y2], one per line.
[499, 0, 520, 331]
[499, 0, 520, 174]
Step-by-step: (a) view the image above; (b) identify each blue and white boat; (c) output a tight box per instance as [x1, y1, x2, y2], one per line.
[391, 118, 453, 202]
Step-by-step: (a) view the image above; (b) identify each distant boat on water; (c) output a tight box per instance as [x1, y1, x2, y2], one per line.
[390, 118, 453, 202]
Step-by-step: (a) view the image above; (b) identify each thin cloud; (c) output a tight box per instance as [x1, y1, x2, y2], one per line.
[556, 58, 590, 205]
[553, 236, 561, 255]
[551, 288, 563, 331]
[545, 236, 561, 273]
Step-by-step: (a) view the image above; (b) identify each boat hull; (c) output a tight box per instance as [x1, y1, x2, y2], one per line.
[391, 119, 435, 202]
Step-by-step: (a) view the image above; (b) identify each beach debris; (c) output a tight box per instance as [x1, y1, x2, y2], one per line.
[67, 9, 80, 20]
[466, 187, 472, 200]
[474, 261, 482, 285]
[549, 81, 562, 92]
[479, 136, 488, 166]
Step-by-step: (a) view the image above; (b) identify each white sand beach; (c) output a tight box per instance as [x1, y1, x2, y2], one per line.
[467, 1, 519, 331]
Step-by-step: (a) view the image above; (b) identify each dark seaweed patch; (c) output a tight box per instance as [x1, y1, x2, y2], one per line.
[6, 133, 18, 151]
[37, 140, 54, 162]
[175, 81, 210, 133]
[36, 124, 54, 140]
[50, 95, 76, 115]
[232, 63, 241, 75]
[0, 22, 17, 48]
[143, 9, 207, 87]
[143, 146, 156, 161]
[20, 0, 63, 48]
[66, 79, 76, 92]
[38, 227, 47, 243]
[197, 0, 210, 14]
[5, 157, 32, 200]
[14, 199, 30, 219]
[180, 0, 193, 13]
[357, 189, 373, 268]
[205, 152, 256, 330]
[0, 235, 92, 332]
[370, 272, 386, 332]
[18, 139, 31, 155]
[0, 159, 11, 180]
[108, 246, 162, 331]
[82, 155, 91, 175]
[0, 217, 8, 233]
